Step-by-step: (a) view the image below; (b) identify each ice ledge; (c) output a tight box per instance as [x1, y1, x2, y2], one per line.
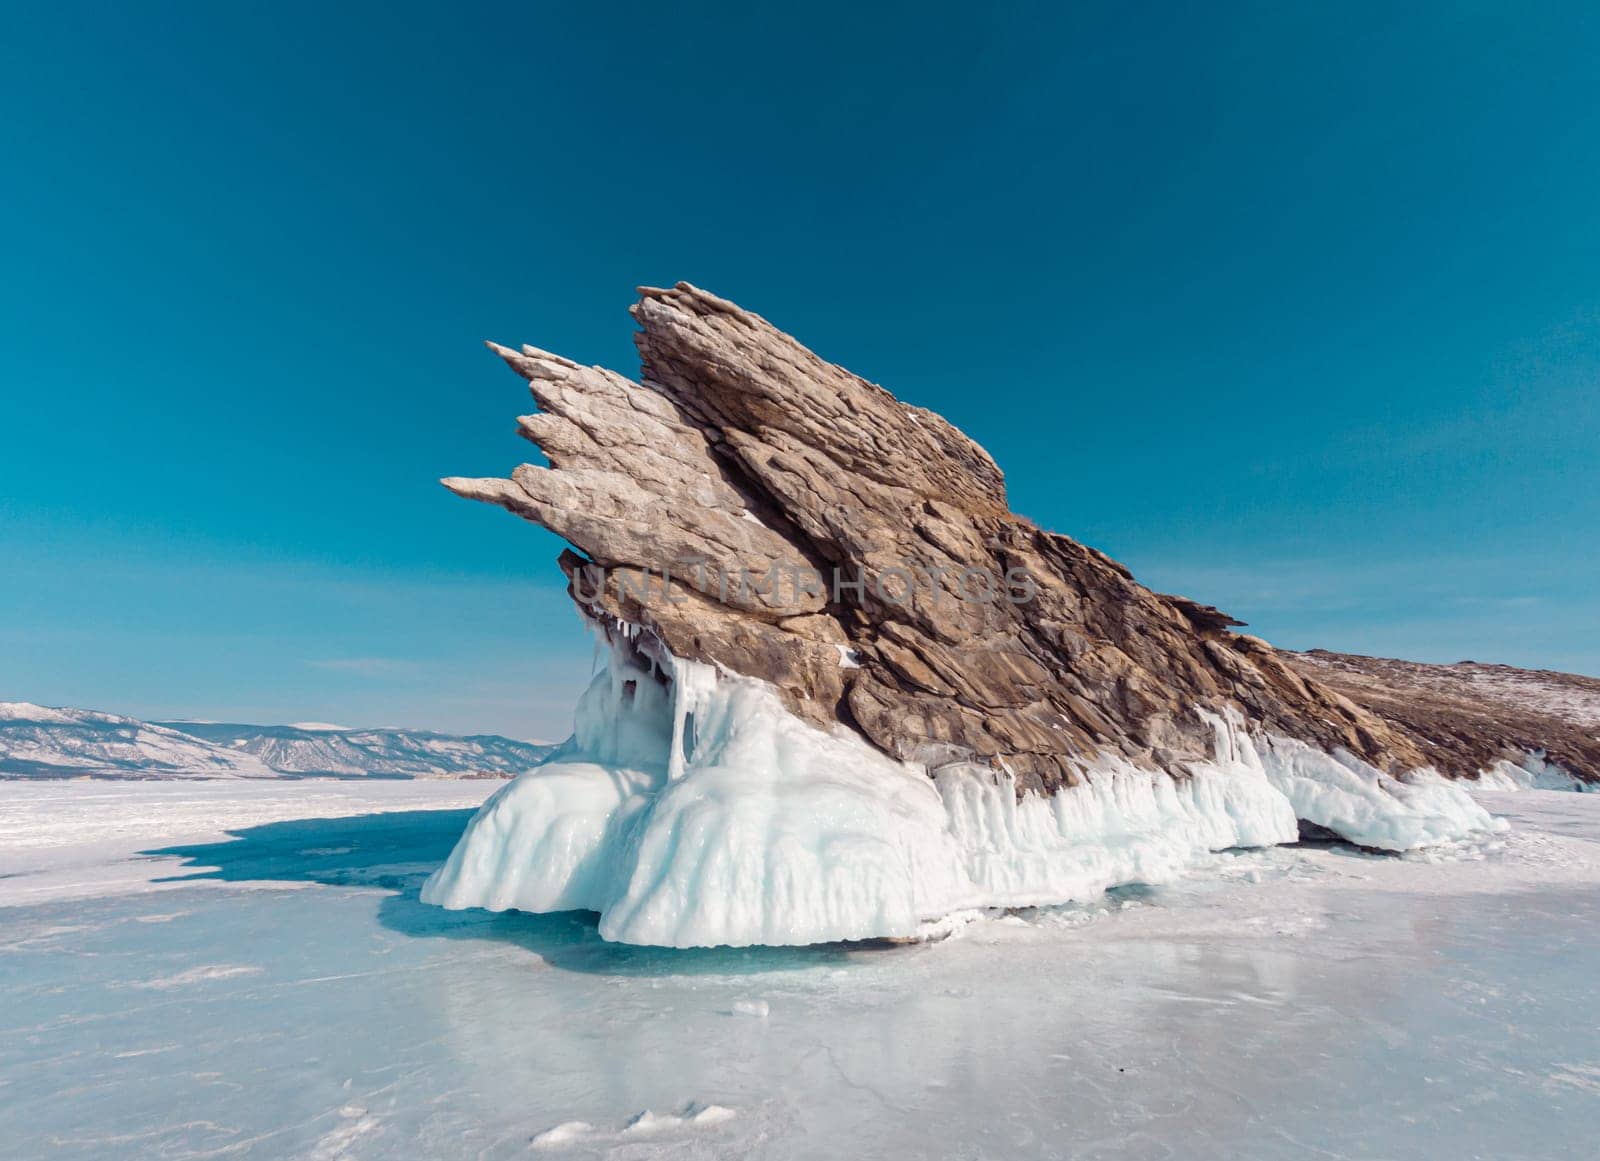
[422, 641, 1502, 948]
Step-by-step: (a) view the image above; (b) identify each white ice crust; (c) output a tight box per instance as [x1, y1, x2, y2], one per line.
[421, 636, 1503, 947]
[1256, 734, 1503, 850]
[1468, 752, 1591, 793]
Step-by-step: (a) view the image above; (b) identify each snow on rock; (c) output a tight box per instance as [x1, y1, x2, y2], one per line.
[155, 721, 557, 778]
[1284, 650, 1600, 784]
[0, 702, 276, 779]
[423, 635, 1503, 948]
[0, 701, 555, 780]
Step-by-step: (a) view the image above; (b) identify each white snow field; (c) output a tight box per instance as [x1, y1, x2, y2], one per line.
[421, 639, 1501, 948]
[2, 778, 1599, 1159]
[0, 779, 497, 906]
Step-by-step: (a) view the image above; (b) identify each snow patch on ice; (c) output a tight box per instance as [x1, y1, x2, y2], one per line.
[622, 1104, 738, 1135]
[621, 1110, 677, 1136]
[131, 964, 263, 990]
[304, 1111, 379, 1161]
[422, 635, 1504, 947]
[530, 1121, 594, 1148]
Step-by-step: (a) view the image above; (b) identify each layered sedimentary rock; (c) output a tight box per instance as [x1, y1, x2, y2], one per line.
[427, 283, 1592, 946]
[1285, 651, 1598, 785]
[446, 283, 1446, 794]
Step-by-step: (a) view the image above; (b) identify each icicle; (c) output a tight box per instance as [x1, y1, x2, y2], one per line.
[667, 686, 689, 782]
[665, 657, 717, 782]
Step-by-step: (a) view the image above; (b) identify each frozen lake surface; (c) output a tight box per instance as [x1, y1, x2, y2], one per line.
[2, 780, 1598, 1159]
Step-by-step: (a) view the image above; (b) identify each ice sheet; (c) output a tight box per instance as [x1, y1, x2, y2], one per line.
[3, 780, 1599, 1161]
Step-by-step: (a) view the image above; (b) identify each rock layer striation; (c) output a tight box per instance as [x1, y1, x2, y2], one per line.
[1285, 651, 1599, 784]
[446, 284, 1545, 791]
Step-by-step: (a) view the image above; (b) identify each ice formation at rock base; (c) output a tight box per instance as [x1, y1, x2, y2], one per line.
[421, 631, 1503, 948]
[1472, 753, 1591, 793]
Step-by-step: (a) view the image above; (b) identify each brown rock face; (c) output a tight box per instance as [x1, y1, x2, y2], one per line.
[447, 283, 1431, 793]
[1284, 650, 1600, 782]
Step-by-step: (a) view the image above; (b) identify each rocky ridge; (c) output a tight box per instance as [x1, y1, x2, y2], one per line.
[446, 284, 1582, 792]
[1284, 651, 1599, 783]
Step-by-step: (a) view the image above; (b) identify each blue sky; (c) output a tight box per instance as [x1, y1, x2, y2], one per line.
[3, 1, 1596, 739]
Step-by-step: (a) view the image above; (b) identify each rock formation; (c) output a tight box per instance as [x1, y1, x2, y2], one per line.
[422, 283, 1600, 945]
[444, 282, 1467, 793]
[1285, 651, 1599, 784]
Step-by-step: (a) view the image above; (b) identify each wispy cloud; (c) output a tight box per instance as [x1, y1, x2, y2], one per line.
[306, 658, 422, 678]
[1127, 550, 1599, 677]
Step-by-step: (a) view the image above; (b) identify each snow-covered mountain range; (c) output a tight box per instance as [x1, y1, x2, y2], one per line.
[0, 702, 557, 780]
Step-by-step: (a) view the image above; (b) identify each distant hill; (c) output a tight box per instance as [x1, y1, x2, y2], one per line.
[160, 720, 559, 779]
[1282, 651, 1600, 784]
[0, 702, 558, 780]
